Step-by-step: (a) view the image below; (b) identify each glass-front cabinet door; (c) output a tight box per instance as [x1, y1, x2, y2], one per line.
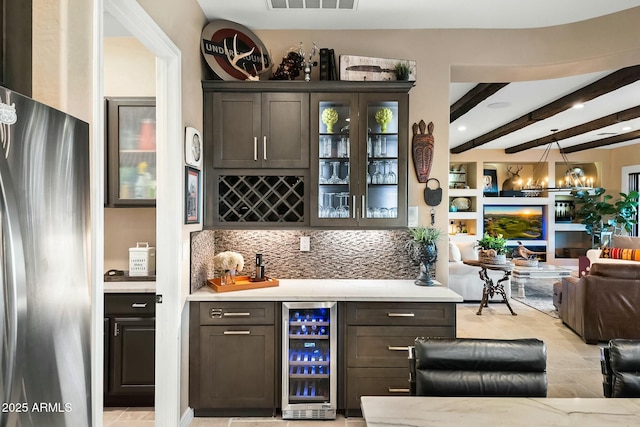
[105, 97, 156, 207]
[311, 92, 407, 227]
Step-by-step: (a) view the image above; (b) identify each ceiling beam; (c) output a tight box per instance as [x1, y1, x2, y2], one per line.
[450, 83, 509, 123]
[561, 130, 640, 153]
[450, 65, 640, 154]
[505, 105, 640, 153]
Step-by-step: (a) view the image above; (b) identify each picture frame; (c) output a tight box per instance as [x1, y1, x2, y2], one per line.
[483, 169, 498, 196]
[184, 126, 202, 168]
[185, 166, 200, 224]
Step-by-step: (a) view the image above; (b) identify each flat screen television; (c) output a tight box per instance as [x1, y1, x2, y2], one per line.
[483, 205, 545, 241]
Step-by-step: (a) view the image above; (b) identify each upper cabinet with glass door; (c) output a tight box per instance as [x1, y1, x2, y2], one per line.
[311, 91, 408, 227]
[105, 97, 156, 207]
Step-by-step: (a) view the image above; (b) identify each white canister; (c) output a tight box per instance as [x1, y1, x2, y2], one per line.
[129, 242, 156, 276]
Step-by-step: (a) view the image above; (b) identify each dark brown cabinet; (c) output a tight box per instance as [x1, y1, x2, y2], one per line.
[207, 90, 309, 169]
[189, 301, 278, 416]
[343, 302, 456, 415]
[104, 293, 155, 407]
[105, 97, 156, 207]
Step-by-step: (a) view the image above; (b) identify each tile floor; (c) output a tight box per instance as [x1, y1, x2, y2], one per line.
[104, 299, 604, 427]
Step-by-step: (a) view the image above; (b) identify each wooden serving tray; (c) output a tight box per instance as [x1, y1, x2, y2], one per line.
[207, 275, 279, 293]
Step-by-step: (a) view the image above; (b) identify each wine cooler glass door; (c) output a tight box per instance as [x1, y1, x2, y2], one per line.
[282, 302, 337, 420]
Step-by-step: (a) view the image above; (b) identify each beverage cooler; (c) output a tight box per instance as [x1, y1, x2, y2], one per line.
[282, 302, 337, 420]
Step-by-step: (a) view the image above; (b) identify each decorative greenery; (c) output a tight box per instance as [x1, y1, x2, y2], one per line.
[394, 61, 413, 80]
[572, 187, 639, 235]
[475, 233, 508, 255]
[408, 225, 443, 243]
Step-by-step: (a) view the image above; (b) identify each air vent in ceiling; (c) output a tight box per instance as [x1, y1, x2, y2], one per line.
[267, 0, 357, 10]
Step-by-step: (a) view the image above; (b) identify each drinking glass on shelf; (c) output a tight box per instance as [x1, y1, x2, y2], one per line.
[337, 192, 350, 218]
[343, 161, 350, 184]
[372, 161, 382, 184]
[322, 137, 332, 158]
[373, 136, 382, 157]
[380, 137, 387, 157]
[379, 207, 389, 218]
[366, 161, 371, 184]
[323, 192, 336, 218]
[384, 161, 396, 184]
[389, 207, 398, 218]
[319, 161, 329, 184]
[367, 137, 372, 157]
[328, 161, 342, 184]
[338, 137, 348, 158]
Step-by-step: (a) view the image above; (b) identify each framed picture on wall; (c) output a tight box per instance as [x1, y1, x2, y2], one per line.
[185, 166, 200, 224]
[483, 169, 498, 196]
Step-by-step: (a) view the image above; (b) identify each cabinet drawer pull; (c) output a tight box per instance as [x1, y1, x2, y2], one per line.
[388, 346, 409, 352]
[387, 312, 415, 317]
[263, 136, 267, 160]
[388, 387, 410, 393]
[222, 312, 251, 317]
[131, 303, 148, 308]
[254, 137, 258, 161]
[223, 330, 251, 335]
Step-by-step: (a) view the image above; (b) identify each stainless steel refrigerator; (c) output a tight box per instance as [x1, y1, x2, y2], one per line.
[0, 86, 91, 426]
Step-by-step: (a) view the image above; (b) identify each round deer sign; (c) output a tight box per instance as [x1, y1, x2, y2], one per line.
[201, 20, 271, 81]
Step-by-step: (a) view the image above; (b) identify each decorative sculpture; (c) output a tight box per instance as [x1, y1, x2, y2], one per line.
[411, 120, 435, 183]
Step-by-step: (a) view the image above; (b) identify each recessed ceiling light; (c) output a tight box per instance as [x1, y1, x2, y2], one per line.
[487, 102, 511, 109]
[572, 103, 584, 109]
[622, 126, 632, 131]
[458, 125, 467, 132]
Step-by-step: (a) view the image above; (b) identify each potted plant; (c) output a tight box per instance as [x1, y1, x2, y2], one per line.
[475, 233, 508, 264]
[394, 61, 413, 81]
[406, 226, 443, 286]
[572, 187, 639, 246]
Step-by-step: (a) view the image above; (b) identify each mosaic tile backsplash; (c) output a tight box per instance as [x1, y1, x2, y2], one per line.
[190, 229, 422, 293]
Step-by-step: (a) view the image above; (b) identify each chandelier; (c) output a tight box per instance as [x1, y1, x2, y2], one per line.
[520, 130, 594, 196]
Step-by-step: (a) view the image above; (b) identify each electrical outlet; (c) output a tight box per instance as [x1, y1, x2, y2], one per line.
[300, 236, 311, 252]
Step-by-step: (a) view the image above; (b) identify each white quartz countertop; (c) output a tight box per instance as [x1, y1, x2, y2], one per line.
[187, 279, 462, 302]
[361, 396, 640, 427]
[104, 281, 156, 293]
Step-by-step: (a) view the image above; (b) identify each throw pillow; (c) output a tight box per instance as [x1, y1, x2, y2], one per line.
[449, 241, 462, 262]
[456, 241, 478, 261]
[611, 235, 640, 250]
[599, 247, 640, 261]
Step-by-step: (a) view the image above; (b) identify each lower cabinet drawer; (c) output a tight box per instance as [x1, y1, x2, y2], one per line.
[198, 301, 276, 325]
[346, 368, 411, 410]
[347, 325, 455, 368]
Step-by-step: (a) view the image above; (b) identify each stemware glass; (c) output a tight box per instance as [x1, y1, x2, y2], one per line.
[372, 161, 382, 184]
[328, 161, 342, 184]
[384, 160, 396, 184]
[343, 161, 350, 184]
[337, 192, 350, 218]
[323, 192, 336, 218]
[366, 161, 371, 184]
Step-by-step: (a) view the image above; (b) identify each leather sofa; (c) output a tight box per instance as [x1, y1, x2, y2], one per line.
[409, 337, 547, 397]
[559, 263, 640, 344]
[600, 339, 640, 397]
